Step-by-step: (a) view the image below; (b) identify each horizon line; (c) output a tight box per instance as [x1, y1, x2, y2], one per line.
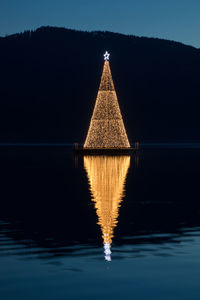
[0, 25, 199, 50]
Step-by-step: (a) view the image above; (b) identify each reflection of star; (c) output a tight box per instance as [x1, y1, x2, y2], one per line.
[104, 51, 110, 61]
[104, 242, 111, 261]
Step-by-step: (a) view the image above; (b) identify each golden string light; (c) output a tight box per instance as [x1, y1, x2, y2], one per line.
[84, 155, 131, 261]
[84, 52, 130, 149]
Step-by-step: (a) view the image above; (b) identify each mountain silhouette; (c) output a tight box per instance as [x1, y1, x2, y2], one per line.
[0, 26, 200, 143]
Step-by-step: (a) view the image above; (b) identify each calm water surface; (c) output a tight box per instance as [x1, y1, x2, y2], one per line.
[0, 145, 200, 299]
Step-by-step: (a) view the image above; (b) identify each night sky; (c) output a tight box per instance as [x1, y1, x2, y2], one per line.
[0, 0, 200, 48]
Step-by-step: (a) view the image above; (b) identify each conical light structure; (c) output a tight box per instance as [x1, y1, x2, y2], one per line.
[84, 52, 130, 148]
[84, 155, 131, 261]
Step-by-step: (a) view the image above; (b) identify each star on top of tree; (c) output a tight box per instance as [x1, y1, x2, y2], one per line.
[104, 51, 110, 61]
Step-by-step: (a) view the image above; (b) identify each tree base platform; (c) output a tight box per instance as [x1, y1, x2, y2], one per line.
[73, 146, 137, 155]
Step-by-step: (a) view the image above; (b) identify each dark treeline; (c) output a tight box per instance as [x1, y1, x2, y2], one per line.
[0, 26, 200, 143]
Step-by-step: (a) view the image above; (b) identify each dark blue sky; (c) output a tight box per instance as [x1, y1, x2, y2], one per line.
[0, 0, 200, 47]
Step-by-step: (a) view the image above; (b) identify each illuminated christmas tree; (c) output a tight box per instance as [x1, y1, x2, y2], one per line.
[84, 51, 130, 149]
[84, 155, 131, 261]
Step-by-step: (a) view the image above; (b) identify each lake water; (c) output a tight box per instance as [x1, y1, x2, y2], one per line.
[1, 145, 200, 299]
